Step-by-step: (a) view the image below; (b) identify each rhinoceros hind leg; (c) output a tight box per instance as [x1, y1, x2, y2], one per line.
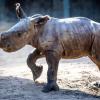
[89, 56, 100, 88]
[89, 55, 100, 70]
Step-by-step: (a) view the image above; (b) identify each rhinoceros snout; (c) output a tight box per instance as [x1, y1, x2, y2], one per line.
[0, 33, 10, 49]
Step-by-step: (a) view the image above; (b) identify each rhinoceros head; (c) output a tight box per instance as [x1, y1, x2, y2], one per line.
[0, 3, 50, 52]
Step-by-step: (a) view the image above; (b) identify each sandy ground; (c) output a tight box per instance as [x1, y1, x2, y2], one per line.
[0, 24, 100, 100]
[0, 46, 100, 100]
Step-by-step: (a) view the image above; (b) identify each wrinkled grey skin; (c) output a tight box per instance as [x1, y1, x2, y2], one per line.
[0, 3, 100, 92]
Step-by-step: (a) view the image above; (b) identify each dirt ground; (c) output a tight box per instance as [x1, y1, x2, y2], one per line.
[0, 46, 100, 100]
[0, 24, 100, 100]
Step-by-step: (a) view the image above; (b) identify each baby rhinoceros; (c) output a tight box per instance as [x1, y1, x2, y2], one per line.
[0, 3, 100, 92]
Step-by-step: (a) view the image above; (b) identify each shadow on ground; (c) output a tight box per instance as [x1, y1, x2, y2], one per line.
[0, 76, 100, 100]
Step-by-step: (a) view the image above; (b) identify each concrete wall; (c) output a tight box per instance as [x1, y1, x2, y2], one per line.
[0, 0, 100, 22]
[0, 0, 64, 22]
[70, 0, 100, 22]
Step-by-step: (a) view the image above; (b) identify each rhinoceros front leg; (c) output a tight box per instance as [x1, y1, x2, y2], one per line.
[27, 49, 44, 81]
[42, 50, 61, 92]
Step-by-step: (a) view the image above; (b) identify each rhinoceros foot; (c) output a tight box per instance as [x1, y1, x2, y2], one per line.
[32, 65, 43, 81]
[42, 81, 59, 93]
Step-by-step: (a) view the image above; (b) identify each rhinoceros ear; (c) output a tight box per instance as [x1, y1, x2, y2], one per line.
[34, 15, 50, 25]
[15, 3, 27, 19]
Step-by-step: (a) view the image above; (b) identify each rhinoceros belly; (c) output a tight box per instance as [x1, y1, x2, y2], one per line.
[61, 34, 91, 59]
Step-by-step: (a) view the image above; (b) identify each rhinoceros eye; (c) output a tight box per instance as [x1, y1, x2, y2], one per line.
[17, 32, 22, 37]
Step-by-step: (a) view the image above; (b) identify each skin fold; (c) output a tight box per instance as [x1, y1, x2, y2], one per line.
[0, 3, 100, 92]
